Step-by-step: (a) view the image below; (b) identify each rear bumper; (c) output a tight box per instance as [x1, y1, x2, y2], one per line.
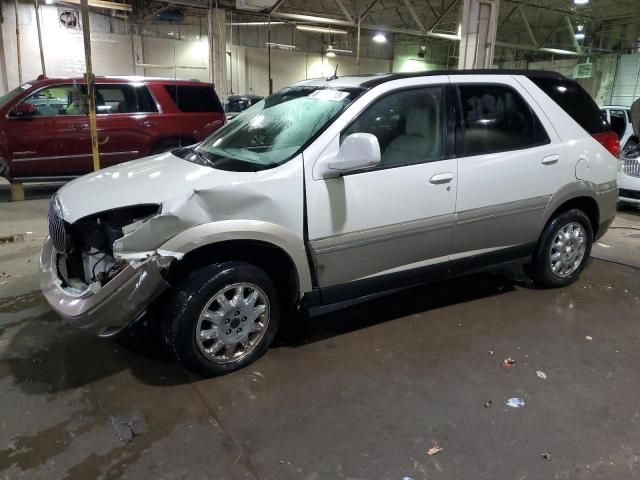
[40, 237, 170, 336]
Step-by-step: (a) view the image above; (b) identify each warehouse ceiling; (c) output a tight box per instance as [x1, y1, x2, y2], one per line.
[131, 0, 640, 54]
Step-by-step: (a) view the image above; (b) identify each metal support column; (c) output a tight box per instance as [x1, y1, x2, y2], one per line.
[80, 0, 100, 171]
[14, 0, 21, 84]
[458, 0, 500, 69]
[34, 0, 46, 76]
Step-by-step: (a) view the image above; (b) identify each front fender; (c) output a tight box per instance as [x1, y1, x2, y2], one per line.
[158, 220, 313, 293]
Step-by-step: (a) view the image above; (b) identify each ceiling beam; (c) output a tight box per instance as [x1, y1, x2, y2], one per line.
[428, 0, 459, 32]
[518, 5, 537, 47]
[402, 0, 426, 33]
[360, 0, 379, 22]
[335, 0, 353, 22]
[59, 0, 132, 11]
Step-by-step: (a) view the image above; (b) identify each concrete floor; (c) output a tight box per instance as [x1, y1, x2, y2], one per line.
[2, 183, 640, 480]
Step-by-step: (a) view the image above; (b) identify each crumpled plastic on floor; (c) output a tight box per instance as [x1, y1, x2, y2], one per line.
[505, 397, 525, 408]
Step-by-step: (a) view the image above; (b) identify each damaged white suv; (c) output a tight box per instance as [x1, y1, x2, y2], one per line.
[42, 71, 619, 376]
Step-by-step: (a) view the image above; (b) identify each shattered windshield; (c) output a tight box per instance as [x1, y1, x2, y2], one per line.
[191, 86, 363, 171]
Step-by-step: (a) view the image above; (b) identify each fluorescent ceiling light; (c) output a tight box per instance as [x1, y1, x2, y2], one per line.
[373, 33, 387, 43]
[228, 22, 286, 26]
[326, 51, 336, 57]
[575, 32, 585, 40]
[297, 25, 348, 35]
[539, 47, 578, 55]
[573, 0, 589, 4]
[266, 42, 296, 50]
[326, 46, 353, 54]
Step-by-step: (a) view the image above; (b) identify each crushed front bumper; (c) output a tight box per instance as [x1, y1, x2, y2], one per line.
[40, 237, 170, 337]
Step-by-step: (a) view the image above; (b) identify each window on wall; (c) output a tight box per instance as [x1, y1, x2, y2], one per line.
[341, 86, 445, 168]
[457, 84, 549, 156]
[15, 84, 87, 117]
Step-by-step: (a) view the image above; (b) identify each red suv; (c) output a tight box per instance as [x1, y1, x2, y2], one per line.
[0, 76, 225, 181]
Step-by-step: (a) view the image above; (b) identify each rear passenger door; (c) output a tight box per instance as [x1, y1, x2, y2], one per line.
[95, 84, 159, 167]
[451, 76, 563, 263]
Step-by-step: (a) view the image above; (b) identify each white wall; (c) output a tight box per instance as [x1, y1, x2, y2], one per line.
[226, 45, 392, 97]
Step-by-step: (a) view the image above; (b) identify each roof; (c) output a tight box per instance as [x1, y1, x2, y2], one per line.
[24, 75, 212, 87]
[292, 69, 568, 90]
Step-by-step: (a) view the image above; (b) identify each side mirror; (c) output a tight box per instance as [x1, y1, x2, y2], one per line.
[323, 133, 381, 177]
[11, 102, 37, 118]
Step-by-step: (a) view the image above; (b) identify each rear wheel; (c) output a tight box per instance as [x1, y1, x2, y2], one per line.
[528, 209, 593, 288]
[165, 262, 280, 377]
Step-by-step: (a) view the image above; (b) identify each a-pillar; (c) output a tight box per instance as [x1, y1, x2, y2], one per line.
[208, 7, 227, 101]
[458, 0, 500, 70]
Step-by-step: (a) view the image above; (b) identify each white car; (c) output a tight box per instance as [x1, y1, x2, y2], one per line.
[601, 105, 637, 152]
[41, 70, 619, 376]
[619, 144, 640, 205]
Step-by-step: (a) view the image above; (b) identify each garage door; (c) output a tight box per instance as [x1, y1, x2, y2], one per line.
[611, 53, 640, 106]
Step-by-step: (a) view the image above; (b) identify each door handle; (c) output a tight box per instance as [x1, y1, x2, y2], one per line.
[429, 172, 454, 184]
[73, 123, 89, 130]
[542, 154, 559, 165]
[139, 120, 155, 128]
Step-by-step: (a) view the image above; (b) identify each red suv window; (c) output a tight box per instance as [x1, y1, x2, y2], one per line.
[163, 85, 223, 113]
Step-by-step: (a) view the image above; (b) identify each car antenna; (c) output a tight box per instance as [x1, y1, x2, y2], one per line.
[326, 64, 339, 81]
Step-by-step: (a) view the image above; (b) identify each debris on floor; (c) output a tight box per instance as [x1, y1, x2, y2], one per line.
[0, 234, 25, 244]
[484, 400, 493, 408]
[501, 357, 516, 368]
[586, 336, 593, 341]
[110, 413, 148, 443]
[536, 370, 547, 379]
[427, 445, 444, 456]
[0, 272, 9, 278]
[505, 398, 525, 408]
[542, 452, 552, 461]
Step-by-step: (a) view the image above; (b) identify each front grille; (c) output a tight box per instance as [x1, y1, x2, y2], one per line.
[623, 157, 640, 177]
[619, 188, 640, 200]
[48, 195, 70, 253]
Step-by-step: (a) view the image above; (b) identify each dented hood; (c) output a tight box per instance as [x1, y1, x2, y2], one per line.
[56, 151, 255, 223]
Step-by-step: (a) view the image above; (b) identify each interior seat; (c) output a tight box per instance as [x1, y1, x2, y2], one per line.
[381, 103, 442, 166]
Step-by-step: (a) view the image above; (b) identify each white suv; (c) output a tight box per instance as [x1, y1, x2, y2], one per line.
[41, 71, 619, 376]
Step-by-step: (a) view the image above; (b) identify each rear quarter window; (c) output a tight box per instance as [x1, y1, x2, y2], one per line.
[163, 85, 223, 113]
[529, 77, 608, 134]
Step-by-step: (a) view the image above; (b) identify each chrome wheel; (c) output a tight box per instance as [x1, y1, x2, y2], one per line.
[549, 222, 587, 278]
[195, 283, 270, 364]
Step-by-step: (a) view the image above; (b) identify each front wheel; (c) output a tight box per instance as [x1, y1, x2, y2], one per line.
[165, 262, 280, 377]
[528, 209, 593, 288]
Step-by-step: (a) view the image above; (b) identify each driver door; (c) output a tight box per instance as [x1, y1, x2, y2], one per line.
[305, 80, 457, 291]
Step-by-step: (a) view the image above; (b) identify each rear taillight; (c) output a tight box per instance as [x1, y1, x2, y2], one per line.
[592, 131, 620, 158]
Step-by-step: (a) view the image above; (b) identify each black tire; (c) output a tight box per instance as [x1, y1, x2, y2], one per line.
[528, 209, 593, 288]
[164, 261, 280, 377]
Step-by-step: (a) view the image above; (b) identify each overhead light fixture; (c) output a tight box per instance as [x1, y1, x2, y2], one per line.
[539, 47, 578, 55]
[228, 21, 286, 26]
[265, 42, 296, 50]
[573, 0, 589, 4]
[296, 25, 348, 35]
[372, 33, 387, 43]
[575, 24, 585, 40]
[420, 45, 426, 51]
[325, 46, 353, 56]
[45, 0, 54, 4]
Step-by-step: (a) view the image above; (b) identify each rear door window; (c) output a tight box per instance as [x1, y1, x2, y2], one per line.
[163, 85, 223, 113]
[456, 84, 549, 156]
[529, 76, 608, 134]
[95, 85, 158, 114]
